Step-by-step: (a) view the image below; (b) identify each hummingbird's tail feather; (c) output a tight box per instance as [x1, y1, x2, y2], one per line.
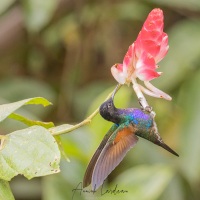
[150, 120, 179, 157]
[156, 140, 179, 157]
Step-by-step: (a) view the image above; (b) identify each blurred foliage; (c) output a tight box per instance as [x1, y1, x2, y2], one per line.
[0, 0, 200, 200]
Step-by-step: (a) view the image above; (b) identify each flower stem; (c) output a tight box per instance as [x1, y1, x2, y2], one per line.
[132, 78, 155, 117]
[50, 84, 122, 136]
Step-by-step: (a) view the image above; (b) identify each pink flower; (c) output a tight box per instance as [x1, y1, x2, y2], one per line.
[111, 8, 171, 100]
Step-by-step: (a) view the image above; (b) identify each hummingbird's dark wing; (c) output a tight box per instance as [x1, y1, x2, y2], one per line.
[83, 124, 119, 188]
[84, 124, 138, 190]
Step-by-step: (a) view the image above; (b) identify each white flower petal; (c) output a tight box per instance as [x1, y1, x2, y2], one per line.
[111, 65, 126, 84]
[144, 81, 172, 100]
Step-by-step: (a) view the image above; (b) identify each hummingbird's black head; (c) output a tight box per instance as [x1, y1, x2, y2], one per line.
[99, 85, 120, 124]
[99, 98, 115, 118]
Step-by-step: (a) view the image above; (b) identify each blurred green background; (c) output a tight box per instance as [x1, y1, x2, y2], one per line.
[0, 0, 200, 200]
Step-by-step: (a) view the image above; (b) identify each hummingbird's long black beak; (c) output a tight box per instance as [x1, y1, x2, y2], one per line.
[111, 84, 121, 100]
[155, 140, 179, 157]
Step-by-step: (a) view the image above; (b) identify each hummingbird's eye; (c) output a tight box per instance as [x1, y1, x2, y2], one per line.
[107, 103, 112, 108]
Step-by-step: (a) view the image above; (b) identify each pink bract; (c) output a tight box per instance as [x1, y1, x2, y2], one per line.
[111, 8, 169, 83]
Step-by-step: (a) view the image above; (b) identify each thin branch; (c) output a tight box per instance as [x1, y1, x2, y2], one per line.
[50, 84, 122, 136]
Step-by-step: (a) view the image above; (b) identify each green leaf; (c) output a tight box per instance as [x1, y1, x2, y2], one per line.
[24, 97, 52, 107]
[0, 97, 52, 123]
[0, 179, 14, 200]
[8, 113, 54, 128]
[0, 126, 60, 181]
[54, 136, 70, 162]
[22, 0, 58, 32]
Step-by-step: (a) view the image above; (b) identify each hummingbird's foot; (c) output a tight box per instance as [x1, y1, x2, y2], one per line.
[144, 106, 152, 113]
[138, 97, 152, 112]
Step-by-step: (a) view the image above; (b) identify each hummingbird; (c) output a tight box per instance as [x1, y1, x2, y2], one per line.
[83, 86, 179, 190]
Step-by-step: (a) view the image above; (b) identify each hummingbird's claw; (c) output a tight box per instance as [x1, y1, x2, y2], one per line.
[138, 97, 152, 113]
